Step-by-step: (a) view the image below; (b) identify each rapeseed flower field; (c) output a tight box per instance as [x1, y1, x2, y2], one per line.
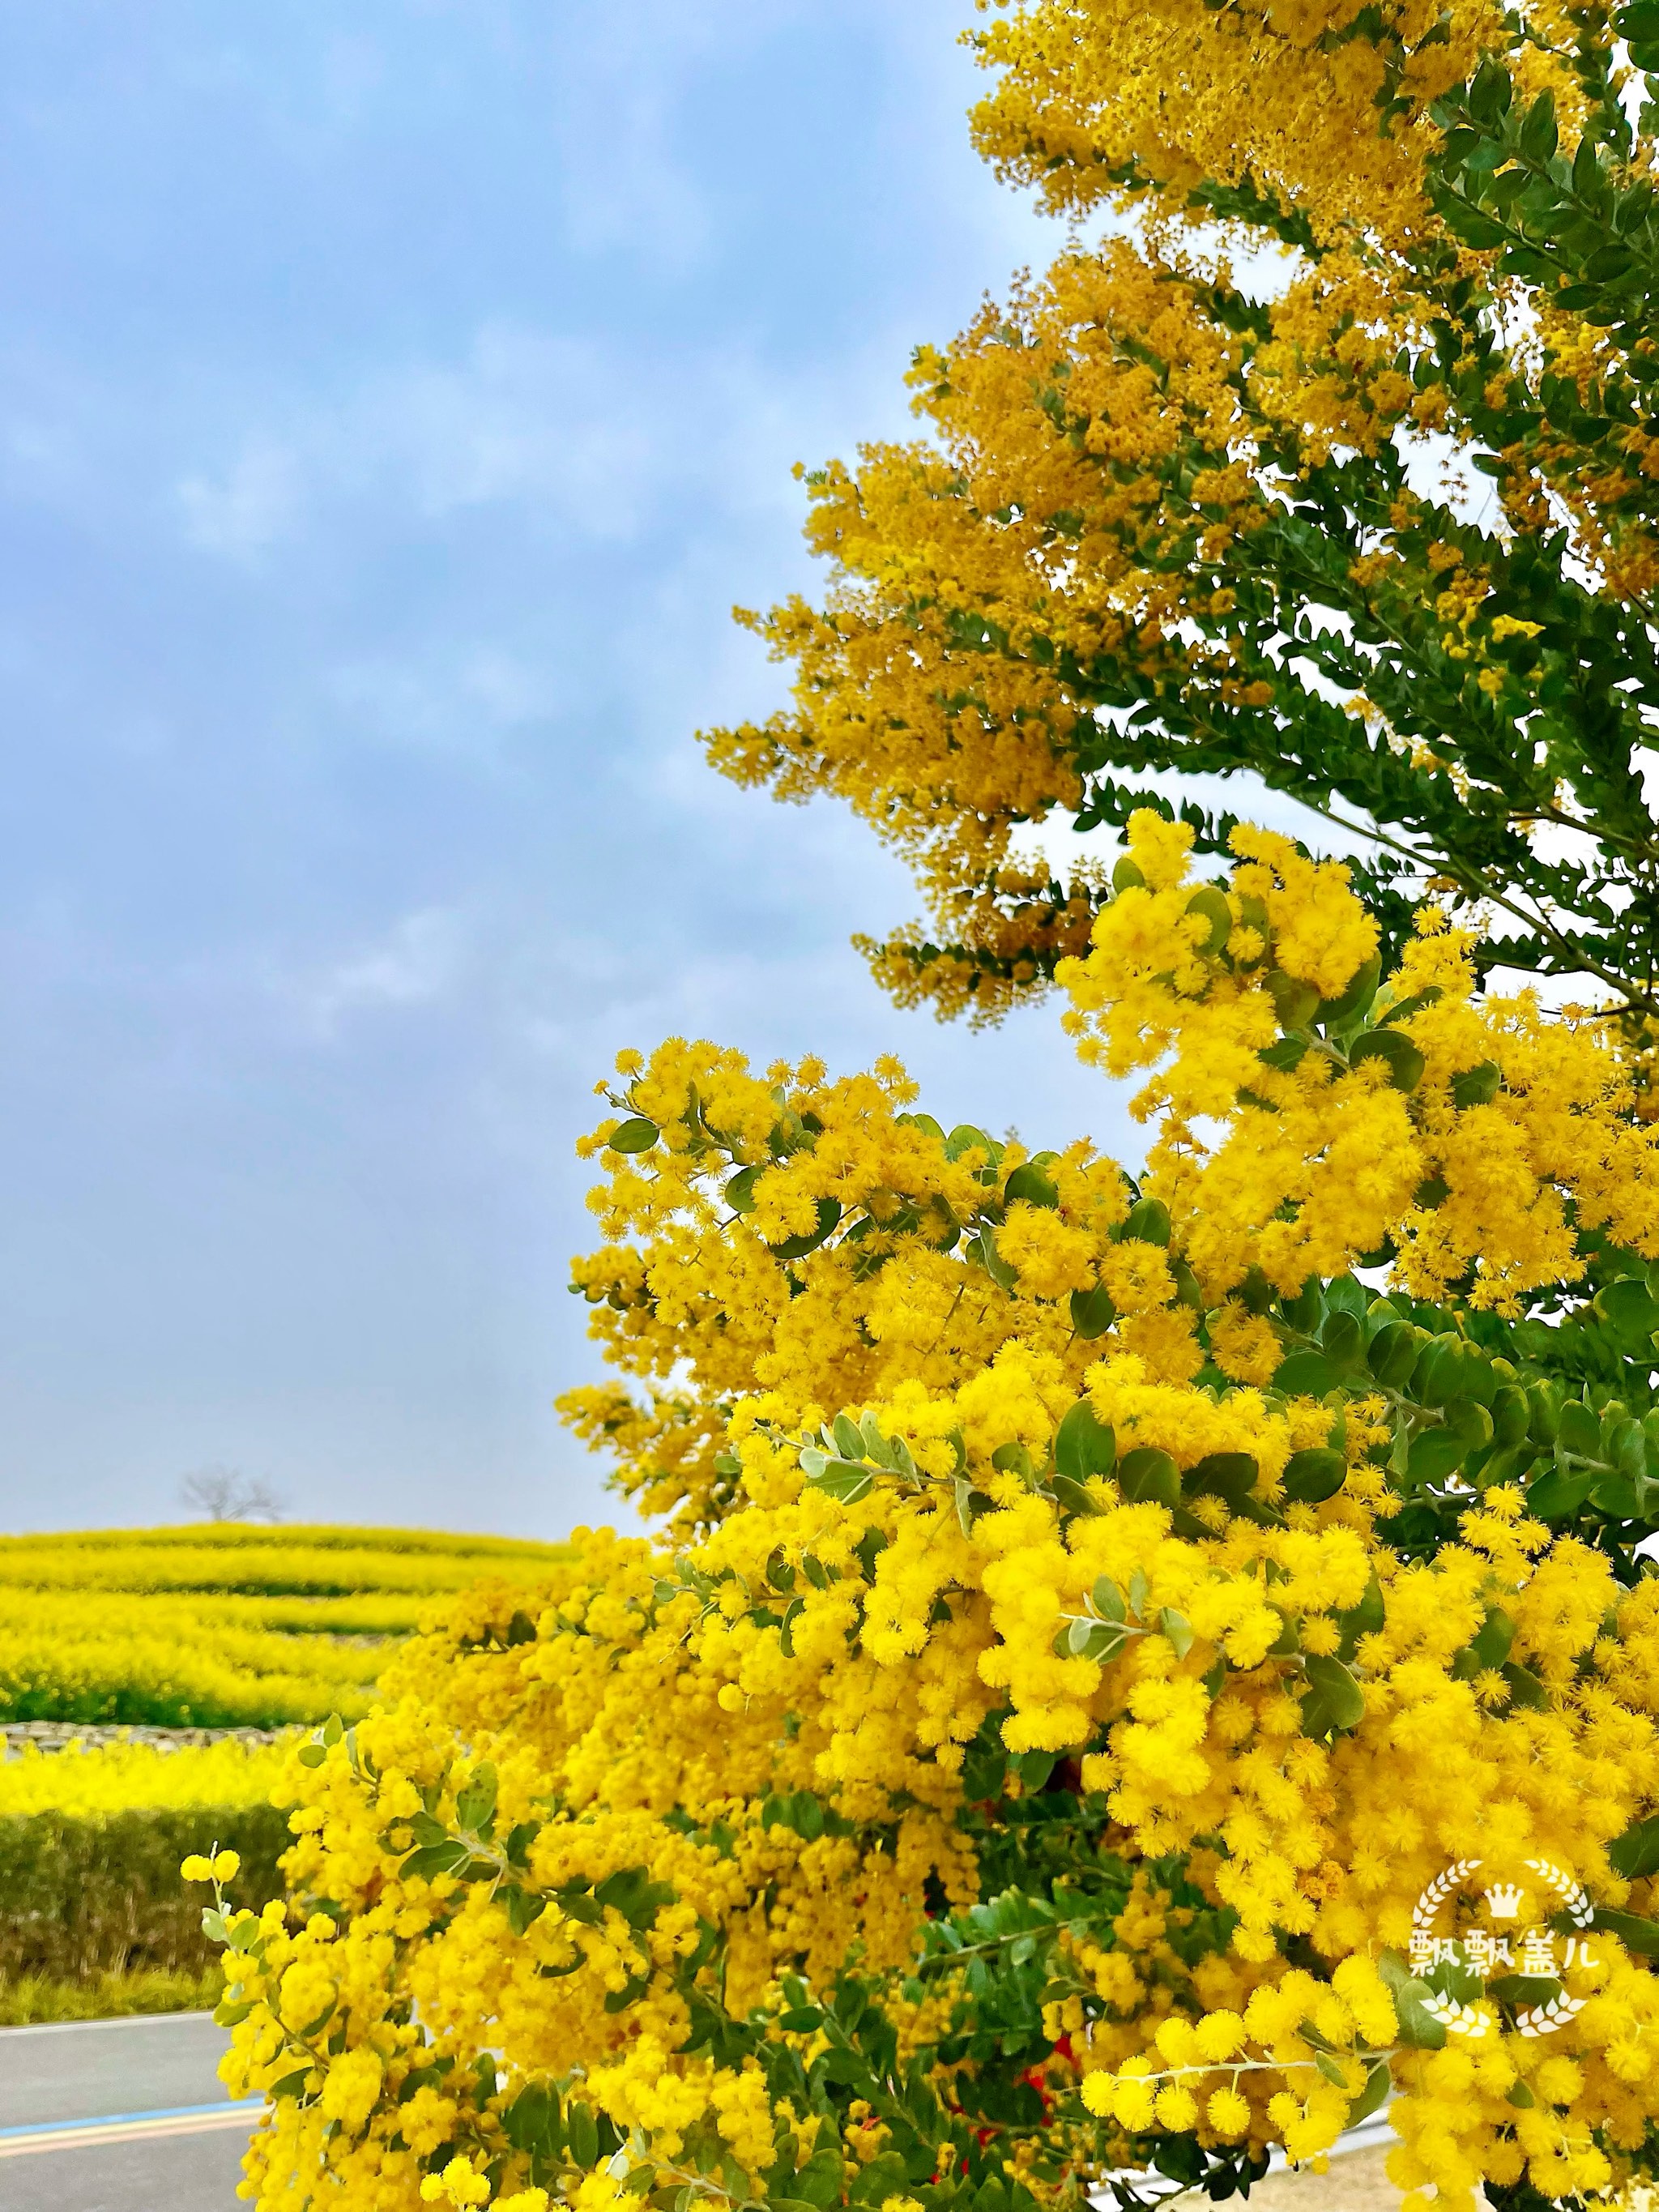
[0, 1523, 569, 2020]
[0, 1522, 569, 1727]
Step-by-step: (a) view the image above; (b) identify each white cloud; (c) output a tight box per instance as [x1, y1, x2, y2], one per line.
[288, 907, 465, 1036]
[372, 327, 655, 530]
[328, 643, 564, 756]
[176, 438, 301, 558]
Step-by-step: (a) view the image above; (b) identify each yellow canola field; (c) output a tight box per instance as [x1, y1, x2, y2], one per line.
[0, 1732, 288, 1814]
[0, 1522, 568, 1728]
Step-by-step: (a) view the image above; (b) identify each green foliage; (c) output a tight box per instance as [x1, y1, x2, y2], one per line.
[0, 1801, 288, 1983]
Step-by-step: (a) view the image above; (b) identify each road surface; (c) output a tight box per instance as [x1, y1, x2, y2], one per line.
[0, 2011, 257, 2212]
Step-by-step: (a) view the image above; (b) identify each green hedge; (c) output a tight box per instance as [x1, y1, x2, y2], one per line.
[0, 1802, 289, 1982]
[0, 1965, 224, 2025]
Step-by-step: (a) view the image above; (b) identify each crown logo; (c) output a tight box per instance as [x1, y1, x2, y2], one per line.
[1484, 1883, 1524, 1920]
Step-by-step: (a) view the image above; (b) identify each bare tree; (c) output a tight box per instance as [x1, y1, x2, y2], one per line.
[178, 1465, 285, 1522]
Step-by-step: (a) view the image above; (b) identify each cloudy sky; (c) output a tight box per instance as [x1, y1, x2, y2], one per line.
[0, 2, 1282, 1539]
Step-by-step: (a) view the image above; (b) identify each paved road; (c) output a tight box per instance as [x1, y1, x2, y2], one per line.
[0, 2011, 258, 2212]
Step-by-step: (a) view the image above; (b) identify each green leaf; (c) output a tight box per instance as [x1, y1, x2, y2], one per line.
[1184, 885, 1231, 955]
[1267, 971, 1320, 1031]
[1557, 1399, 1601, 1458]
[1054, 1399, 1116, 1483]
[1593, 1277, 1659, 1347]
[945, 1123, 995, 1164]
[504, 2083, 563, 2158]
[1273, 1350, 1341, 1396]
[1068, 1284, 1117, 1339]
[1092, 1576, 1126, 1623]
[1347, 2057, 1392, 2124]
[1450, 1060, 1501, 1108]
[1256, 1036, 1307, 1073]
[1368, 1322, 1421, 1387]
[297, 1743, 327, 1769]
[1066, 1616, 1131, 1664]
[607, 1117, 660, 1155]
[1184, 1450, 1258, 1504]
[1282, 1448, 1347, 1504]
[1444, 1397, 1494, 1453]
[1610, 1813, 1659, 1881]
[1377, 984, 1442, 1027]
[970, 1223, 1017, 1290]
[1376, 1949, 1448, 2048]
[1525, 1465, 1596, 1521]
[1491, 1385, 1529, 1447]
[1451, 1607, 1516, 1680]
[1469, 53, 1512, 122]
[1318, 954, 1381, 1027]
[400, 1840, 472, 1882]
[791, 2151, 849, 2208]
[502, 1884, 549, 1937]
[455, 1764, 497, 1837]
[1406, 1428, 1467, 1485]
[1004, 1162, 1060, 1209]
[725, 1166, 760, 1214]
[1593, 1907, 1659, 1955]
[1303, 1653, 1366, 1732]
[1350, 1028, 1425, 1091]
[1121, 1195, 1171, 1246]
[832, 1412, 867, 1463]
[1160, 1608, 1195, 1659]
[955, 1477, 992, 1535]
[1519, 88, 1557, 162]
[565, 2101, 601, 2169]
[1049, 1473, 1102, 1518]
[1117, 1446, 1180, 1509]
[805, 1463, 874, 1505]
[1500, 1661, 1550, 1710]
[1412, 1334, 1469, 1407]
[1337, 1574, 1384, 1659]
[769, 1198, 843, 1262]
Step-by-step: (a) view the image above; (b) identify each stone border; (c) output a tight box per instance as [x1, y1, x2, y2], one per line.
[2, 1722, 288, 1759]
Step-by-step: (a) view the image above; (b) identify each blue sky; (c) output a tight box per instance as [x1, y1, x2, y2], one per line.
[0, 2, 1220, 1537]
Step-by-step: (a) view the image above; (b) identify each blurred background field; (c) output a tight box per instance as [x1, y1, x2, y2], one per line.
[0, 1522, 568, 1727]
[0, 1734, 288, 2022]
[0, 1520, 566, 2020]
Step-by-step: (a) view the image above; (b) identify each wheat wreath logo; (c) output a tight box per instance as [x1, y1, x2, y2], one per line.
[1408, 1859, 1599, 2038]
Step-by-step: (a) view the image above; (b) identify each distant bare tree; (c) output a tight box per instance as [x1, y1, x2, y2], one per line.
[178, 1466, 285, 1522]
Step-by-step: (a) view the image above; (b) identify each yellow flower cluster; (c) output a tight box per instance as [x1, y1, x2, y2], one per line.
[205, 925, 1659, 2212]
[967, 0, 1514, 245]
[704, 233, 1527, 1022]
[1059, 808, 1659, 1313]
